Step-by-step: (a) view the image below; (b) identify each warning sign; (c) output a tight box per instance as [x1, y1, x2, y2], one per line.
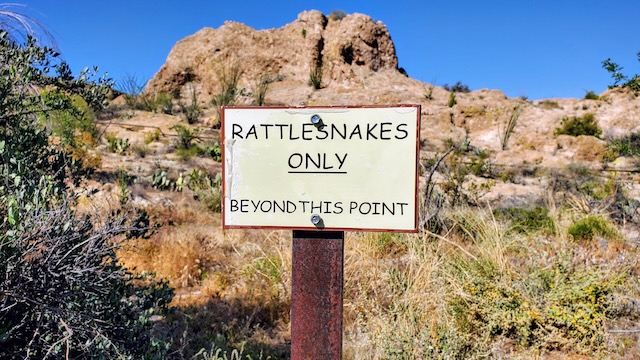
[222, 105, 420, 232]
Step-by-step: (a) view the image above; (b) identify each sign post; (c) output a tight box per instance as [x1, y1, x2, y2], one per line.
[222, 106, 420, 359]
[291, 230, 343, 359]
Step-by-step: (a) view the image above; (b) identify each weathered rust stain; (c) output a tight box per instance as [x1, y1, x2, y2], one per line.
[291, 230, 344, 360]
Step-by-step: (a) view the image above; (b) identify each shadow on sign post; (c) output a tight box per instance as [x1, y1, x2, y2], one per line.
[222, 105, 421, 359]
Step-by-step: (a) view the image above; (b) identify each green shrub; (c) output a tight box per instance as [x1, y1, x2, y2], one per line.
[449, 259, 620, 352]
[176, 144, 205, 160]
[170, 124, 200, 150]
[443, 81, 471, 93]
[253, 74, 272, 106]
[0, 30, 173, 359]
[608, 132, 640, 157]
[212, 63, 242, 124]
[38, 91, 98, 146]
[554, 113, 602, 138]
[153, 91, 173, 114]
[493, 206, 555, 234]
[584, 90, 600, 100]
[568, 215, 617, 242]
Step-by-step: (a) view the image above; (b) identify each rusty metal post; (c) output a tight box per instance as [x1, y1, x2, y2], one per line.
[291, 230, 344, 360]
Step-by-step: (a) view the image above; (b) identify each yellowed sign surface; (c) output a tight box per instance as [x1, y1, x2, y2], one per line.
[222, 106, 420, 232]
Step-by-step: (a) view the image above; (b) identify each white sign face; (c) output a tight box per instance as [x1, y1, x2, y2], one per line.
[222, 106, 420, 232]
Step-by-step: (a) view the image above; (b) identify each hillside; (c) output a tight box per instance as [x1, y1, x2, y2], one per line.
[88, 10, 640, 359]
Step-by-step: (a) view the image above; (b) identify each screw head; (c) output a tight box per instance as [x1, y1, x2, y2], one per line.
[310, 114, 321, 125]
[310, 214, 321, 225]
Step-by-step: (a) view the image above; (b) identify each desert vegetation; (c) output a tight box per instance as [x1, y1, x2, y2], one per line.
[3, 7, 640, 360]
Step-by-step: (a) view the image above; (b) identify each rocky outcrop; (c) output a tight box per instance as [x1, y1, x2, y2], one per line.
[146, 10, 401, 102]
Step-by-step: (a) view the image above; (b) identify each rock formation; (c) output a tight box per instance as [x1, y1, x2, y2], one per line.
[146, 10, 401, 103]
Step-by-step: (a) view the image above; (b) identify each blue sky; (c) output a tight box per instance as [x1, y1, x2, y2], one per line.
[16, 1, 640, 100]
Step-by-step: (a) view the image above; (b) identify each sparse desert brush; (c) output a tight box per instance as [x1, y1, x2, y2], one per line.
[359, 232, 408, 259]
[144, 127, 163, 144]
[340, 205, 640, 358]
[120, 198, 223, 288]
[608, 131, 640, 157]
[493, 206, 555, 235]
[130, 141, 150, 158]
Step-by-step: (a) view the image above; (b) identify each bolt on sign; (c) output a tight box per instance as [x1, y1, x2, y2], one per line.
[222, 105, 420, 232]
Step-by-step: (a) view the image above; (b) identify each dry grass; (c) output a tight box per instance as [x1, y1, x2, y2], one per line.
[84, 112, 640, 359]
[106, 187, 640, 359]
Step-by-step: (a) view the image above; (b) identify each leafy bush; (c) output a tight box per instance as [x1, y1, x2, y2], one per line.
[38, 91, 98, 145]
[176, 144, 205, 160]
[0, 30, 173, 359]
[568, 215, 617, 242]
[554, 113, 602, 138]
[493, 206, 555, 234]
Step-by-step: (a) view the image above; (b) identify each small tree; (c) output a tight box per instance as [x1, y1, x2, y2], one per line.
[602, 52, 640, 94]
